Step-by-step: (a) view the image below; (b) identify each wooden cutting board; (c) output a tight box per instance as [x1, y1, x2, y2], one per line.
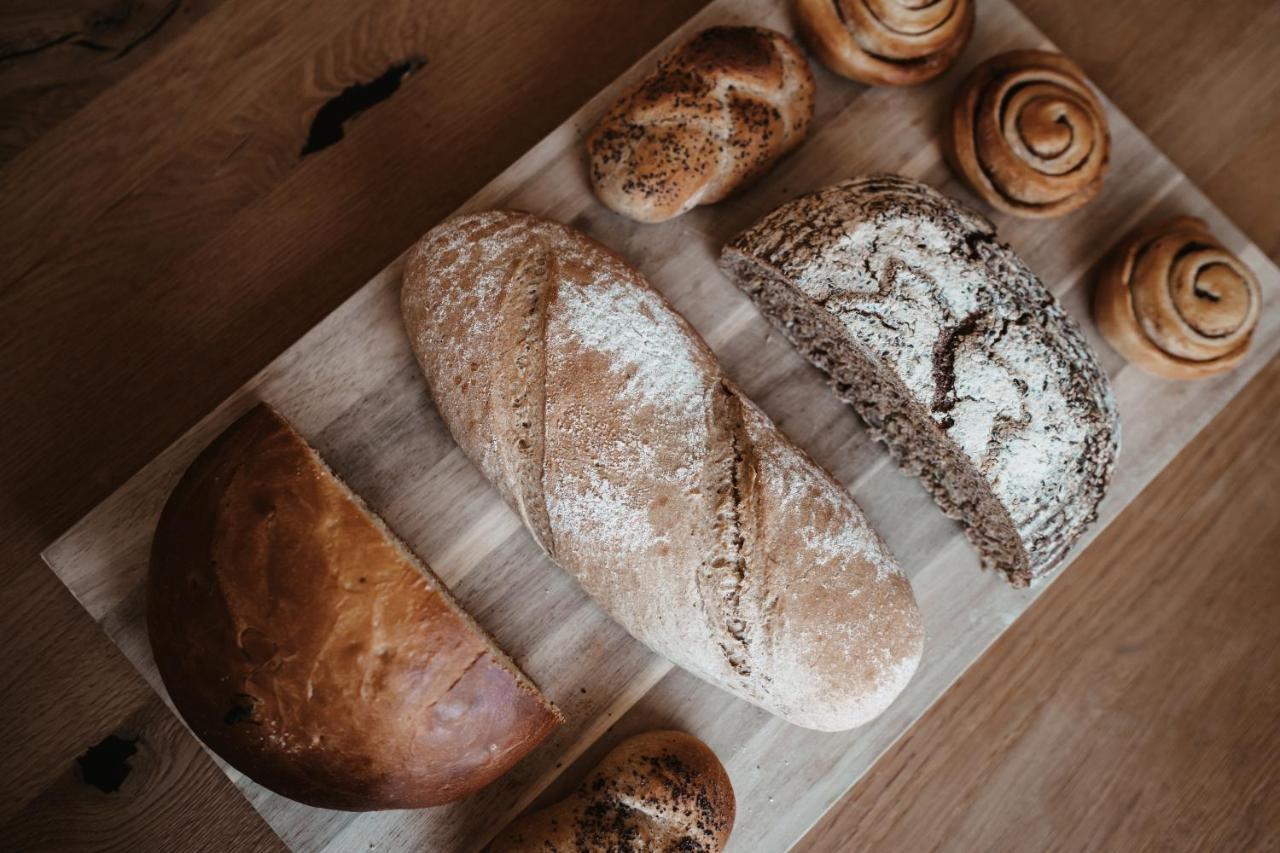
[41, 0, 1280, 849]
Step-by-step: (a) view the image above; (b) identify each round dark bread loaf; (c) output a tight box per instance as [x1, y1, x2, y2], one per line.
[148, 404, 562, 810]
[720, 174, 1120, 585]
[490, 730, 735, 852]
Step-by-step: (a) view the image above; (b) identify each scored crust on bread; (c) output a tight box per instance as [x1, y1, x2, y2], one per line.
[720, 174, 1119, 585]
[490, 730, 735, 852]
[587, 26, 815, 223]
[402, 210, 923, 731]
[148, 404, 562, 810]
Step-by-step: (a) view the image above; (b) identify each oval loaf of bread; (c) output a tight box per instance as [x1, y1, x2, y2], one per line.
[586, 26, 815, 223]
[402, 211, 923, 731]
[149, 404, 563, 810]
[720, 174, 1120, 585]
[490, 730, 735, 852]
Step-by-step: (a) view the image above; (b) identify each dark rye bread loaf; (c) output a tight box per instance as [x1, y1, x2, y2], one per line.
[720, 174, 1119, 585]
[149, 404, 562, 810]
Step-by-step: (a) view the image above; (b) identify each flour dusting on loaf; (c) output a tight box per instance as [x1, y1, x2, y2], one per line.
[721, 174, 1119, 584]
[555, 279, 708, 420]
[403, 210, 923, 730]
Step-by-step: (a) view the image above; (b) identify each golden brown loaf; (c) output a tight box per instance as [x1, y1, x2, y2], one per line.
[402, 211, 923, 732]
[1094, 216, 1262, 379]
[793, 0, 974, 86]
[945, 50, 1109, 218]
[490, 731, 735, 852]
[586, 26, 814, 223]
[148, 404, 562, 810]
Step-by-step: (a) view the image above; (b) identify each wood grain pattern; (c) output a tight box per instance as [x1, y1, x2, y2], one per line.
[0, 699, 287, 852]
[0, 0, 708, 847]
[0, 0, 705, 545]
[3, 0, 1279, 850]
[798, 355, 1280, 852]
[1023, 0, 1280, 262]
[0, 0, 220, 165]
[38, 0, 1280, 850]
[797, 3, 1280, 842]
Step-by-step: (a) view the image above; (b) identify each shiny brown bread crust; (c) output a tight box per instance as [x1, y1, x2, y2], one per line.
[793, 0, 974, 86]
[944, 49, 1109, 218]
[489, 731, 735, 852]
[586, 26, 814, 223]
[401, 211, 923, 732]
[1093, 216, 1261, 379]
[148, 404, 562, 811]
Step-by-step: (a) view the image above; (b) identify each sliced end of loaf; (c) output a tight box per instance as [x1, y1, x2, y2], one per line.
[276, 409, 566, 722]
[719, 250, 1033, 586]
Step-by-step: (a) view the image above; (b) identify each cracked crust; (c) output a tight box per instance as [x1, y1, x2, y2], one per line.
[148, 404, 562, 810]
[403, 210, 923, 731]
[720, 174, 1120, 584]
[491, 242, 557, 550]
[586, 26, 815, 223]
[698, 380, 761, 682]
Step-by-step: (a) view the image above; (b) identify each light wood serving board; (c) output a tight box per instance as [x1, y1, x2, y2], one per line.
[42, 0, 1280, 849]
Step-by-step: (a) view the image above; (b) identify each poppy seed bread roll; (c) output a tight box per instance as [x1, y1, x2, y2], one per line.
[586, 26, 815, 223]
[491, 731, 735, 852]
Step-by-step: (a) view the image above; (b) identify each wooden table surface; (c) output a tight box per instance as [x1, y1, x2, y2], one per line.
[1, 1, 1276, 850]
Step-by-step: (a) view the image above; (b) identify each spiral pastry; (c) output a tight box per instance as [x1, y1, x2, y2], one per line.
[945, 50, 1109, 218]
[1094, 217, 1261, 379]
[793, 0, 974, 86]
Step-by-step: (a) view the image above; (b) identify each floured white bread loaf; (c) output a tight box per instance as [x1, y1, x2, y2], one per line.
[720, 174, 1119, 585]
[402, 210, 922, 731]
